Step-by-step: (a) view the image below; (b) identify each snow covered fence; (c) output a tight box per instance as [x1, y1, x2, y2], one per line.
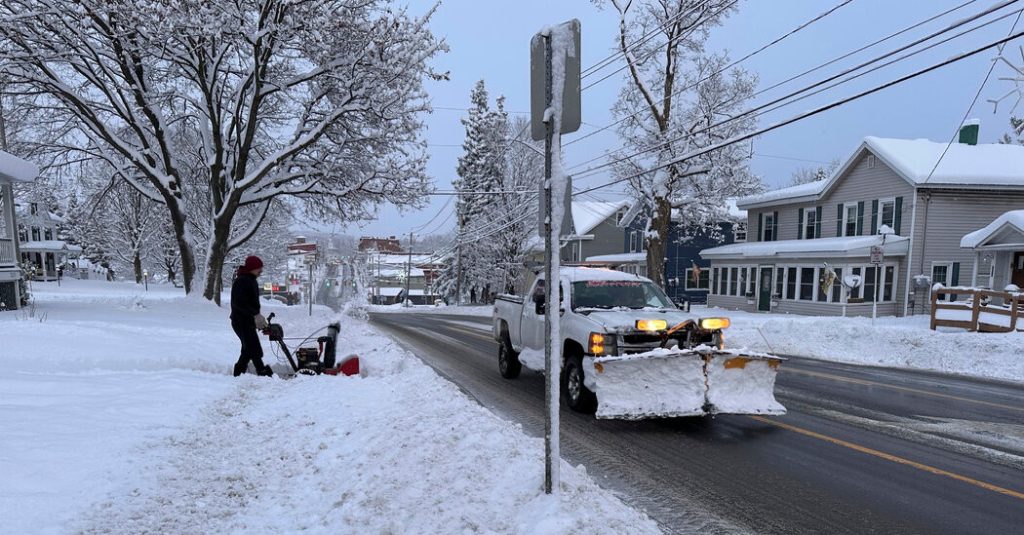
[930, 285, 1023, 332]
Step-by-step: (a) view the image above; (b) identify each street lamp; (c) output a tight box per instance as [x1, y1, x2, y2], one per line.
[143, 269, 149, 291]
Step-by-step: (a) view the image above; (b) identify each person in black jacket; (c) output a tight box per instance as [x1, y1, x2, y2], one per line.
[231, 255, 273, 377]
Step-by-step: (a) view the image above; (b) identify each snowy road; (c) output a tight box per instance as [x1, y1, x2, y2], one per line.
[370, 312, 1024, 535]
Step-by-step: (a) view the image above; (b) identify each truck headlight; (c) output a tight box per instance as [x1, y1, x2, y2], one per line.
[635, 319, 668, 331]
[588, 332, 616, 355]
[699, 317, 730, 331]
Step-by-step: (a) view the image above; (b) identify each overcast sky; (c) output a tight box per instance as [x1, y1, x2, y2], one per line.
[314, 0, 1023, 241]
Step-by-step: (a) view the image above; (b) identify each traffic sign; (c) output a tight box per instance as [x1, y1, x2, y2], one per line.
[530, 19, 581, 141]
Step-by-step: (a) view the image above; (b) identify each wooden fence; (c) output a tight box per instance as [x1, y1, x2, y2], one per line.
[930, 287, 1023, 332]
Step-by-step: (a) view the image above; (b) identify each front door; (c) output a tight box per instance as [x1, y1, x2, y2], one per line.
[758, 266, 773, 311]
[1013, 252, 1024, 288]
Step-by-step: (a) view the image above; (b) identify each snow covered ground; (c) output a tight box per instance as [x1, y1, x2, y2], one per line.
[367, 302, 494, 317]
[2, 280, 659, 534]
[697, 305, 1024, 384]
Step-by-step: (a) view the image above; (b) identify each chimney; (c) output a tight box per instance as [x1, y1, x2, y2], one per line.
[958, 118, 979, 146]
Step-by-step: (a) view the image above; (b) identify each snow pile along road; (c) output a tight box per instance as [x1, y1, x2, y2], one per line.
[1, 280, 659, 534]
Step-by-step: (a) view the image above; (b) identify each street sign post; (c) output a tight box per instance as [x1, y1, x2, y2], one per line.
[870, 242, 885, 322]
[531, 19, 581, 497]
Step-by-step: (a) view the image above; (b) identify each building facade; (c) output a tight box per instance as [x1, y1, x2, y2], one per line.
[0, 150, 39, 309]
[702, 128, 1024, 317]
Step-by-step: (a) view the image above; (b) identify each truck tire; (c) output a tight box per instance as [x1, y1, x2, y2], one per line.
[563, 353, 597, 414]
[498, 336, 522, 379]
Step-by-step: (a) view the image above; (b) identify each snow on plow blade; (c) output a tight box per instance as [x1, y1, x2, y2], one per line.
[589, 348, 785, 420]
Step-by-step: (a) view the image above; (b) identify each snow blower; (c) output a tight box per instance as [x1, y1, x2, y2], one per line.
[262, 312, 361, 377]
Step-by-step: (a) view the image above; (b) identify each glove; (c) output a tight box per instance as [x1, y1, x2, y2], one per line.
[255, 313, 268, 329]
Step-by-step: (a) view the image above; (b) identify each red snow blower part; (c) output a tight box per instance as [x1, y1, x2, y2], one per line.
[262, 313, 361, 377]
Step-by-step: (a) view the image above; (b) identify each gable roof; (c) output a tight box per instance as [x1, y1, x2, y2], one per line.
[737, 136, 1024, 209]
[571, 200, 629, 235]
[0, 150, 38, 183]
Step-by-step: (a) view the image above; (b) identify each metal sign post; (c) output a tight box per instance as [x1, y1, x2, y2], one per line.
[531, 19, 580, 497]
[870, 244, 883, 322]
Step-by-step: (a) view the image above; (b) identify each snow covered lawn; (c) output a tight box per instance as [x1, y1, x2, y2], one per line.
[2, 280, 658, 534]
[697, 305, 1024, 383]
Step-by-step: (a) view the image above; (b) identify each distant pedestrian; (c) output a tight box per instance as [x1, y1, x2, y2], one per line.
[230, 255, 273, 377]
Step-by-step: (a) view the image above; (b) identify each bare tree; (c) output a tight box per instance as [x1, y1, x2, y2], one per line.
[790, 158, 840, 186]
[0, 0, 445, 302]
[595, 0, 760, 287]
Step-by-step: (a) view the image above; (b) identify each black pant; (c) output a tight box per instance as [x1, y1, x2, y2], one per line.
[232, 321, 269, 376]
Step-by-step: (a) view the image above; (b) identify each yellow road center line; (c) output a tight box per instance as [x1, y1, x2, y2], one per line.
[749, 416, 1024, 501]
[782, 367, 1024, 413]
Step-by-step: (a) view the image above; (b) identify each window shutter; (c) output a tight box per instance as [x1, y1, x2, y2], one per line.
[856, 201, 865, 235]
[870, 199, 879, 235]
[836, 204, 843, 237]
[772, 211, 779, 242]
[757, 213, 763, 242]
[951, 262, 960, 301]
[815, 206, 822, 238]
[797, 208, 804, 239]
[894, 197, 903, 235]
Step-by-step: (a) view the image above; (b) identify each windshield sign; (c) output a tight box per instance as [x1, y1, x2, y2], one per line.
[572, 280, 675, 310]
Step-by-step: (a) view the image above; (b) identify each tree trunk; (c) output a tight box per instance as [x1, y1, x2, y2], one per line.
[202, 212, 234, 305]
[165, 202, 195, 294]
[133, 251, 143, 284]
[166, 265, 176, 284]
[646, 196, 672, 289]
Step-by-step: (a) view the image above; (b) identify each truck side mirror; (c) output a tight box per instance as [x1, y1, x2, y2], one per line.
[533, 293, 545, 315]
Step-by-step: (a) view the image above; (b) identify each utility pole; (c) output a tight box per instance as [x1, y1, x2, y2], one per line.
[405, 232, 414, 307]
[308, 262, 313, 317]
[455, 216, 463, 306]
[541, 29, 558, 498]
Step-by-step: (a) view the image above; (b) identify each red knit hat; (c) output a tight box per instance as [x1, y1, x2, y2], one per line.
[242, 255, 264, 273]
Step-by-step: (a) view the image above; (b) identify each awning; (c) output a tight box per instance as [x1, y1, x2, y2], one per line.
[960, 210, 1024, 250]
[0, 151, 38, 183]
[700, 234, 909, 260]
[19, 240, 82, 253]
[585, 252, 647, 264]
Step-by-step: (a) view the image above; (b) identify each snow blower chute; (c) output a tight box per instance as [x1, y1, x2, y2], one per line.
[262, 313, 361, 377]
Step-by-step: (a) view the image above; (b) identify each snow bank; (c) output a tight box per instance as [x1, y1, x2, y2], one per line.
[698, 306, 1024, 383]
[367, 302, 494, 317]
[2, 279, 659, 534]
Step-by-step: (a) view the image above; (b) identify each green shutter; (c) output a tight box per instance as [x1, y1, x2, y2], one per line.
[856, 201, 865, 235]
[797, 208, 804, 240]
[815, 206, 822, 238]
[772, 211, 779, 242]
[894, 197, 903, 235]
[836, 204, 843, 237]
[951, 262, 960, 302]
[870, 199, 879, 235]
[757, 213, 763, 242]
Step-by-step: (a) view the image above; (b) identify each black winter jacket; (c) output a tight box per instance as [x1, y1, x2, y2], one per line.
[230, 273, 261, 325]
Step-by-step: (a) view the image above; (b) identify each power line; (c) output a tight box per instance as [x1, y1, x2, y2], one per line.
[571, 26, 1024, 197]
[569, 1, 1021, 180]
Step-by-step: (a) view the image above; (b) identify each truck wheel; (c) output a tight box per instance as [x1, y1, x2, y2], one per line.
[498, 337, 522, 379]
[564, 354, 597, 414]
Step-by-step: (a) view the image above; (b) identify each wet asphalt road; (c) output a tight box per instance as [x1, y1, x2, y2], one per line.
[370, 312, 1024, 534]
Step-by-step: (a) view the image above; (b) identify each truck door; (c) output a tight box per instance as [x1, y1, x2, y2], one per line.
[520, 279, 545, 351]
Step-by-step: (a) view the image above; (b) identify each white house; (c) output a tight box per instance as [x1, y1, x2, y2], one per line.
[0, 150, 39, 309]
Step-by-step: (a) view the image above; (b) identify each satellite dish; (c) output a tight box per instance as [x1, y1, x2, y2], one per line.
[843, 274, 862, 289]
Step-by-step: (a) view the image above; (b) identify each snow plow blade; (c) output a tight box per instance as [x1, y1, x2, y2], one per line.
[589, 348, 785, 420]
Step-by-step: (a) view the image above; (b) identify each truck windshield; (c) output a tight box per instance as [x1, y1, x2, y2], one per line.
[571, 280, 675, 310]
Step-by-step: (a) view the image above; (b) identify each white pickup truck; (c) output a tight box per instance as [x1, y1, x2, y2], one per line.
[493, 267, 785, 419]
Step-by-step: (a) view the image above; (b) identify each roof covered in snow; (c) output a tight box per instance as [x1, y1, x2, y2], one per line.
[538, 266, 651, 283]
[738, 136, 1024, 209]
[0, 151, 38, 183]
[20, 240, 82, 252]
[572, 201, 629, 235]
[700, 234, 909, 260]
[585, 252, 647, 264]
[960, 210, 1024, 249]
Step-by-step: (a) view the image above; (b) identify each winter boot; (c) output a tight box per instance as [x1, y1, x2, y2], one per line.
[257, 365, 274, 377]
[233, 361, 248, 377]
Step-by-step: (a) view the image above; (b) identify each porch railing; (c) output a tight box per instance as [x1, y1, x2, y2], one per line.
[930, 287, 1022, 332]
[0, 238, 15, 266]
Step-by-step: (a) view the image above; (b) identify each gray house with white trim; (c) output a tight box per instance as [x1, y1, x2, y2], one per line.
[1, 150, 39, 310]
[701, 125, 1024, 317]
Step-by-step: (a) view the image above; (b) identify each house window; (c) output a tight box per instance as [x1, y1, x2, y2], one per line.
[30, 203, 38, 215]
[931, 263, 950, 287]
[718, 267, 728, 295]
[867, 155, 876, 169]
[842, 204, 858, 237]
[747, 267, 756, 296]
[878, 198, 895, 232]
[733, 223, 747, 242]
[711, 268, 719, 295]
[884, 266, 895, 301]
[775, 267, 784, 297]
[631, 230, 645, 253]
[44, 228, 53, 240]
[799, 267, 815, 300]
[801, 208, 818, 239]
[850, 267, 863, 299]
[762, 213, 775, 242]
[816, 268, 829, 302]
[728, 267, 738, 295]
[863, 265, 877, 302]
[31, 227, 41, 241]
[786, 267, 797, 299]
[685, 268, 710, 290]
[831, 267, 843, 302]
